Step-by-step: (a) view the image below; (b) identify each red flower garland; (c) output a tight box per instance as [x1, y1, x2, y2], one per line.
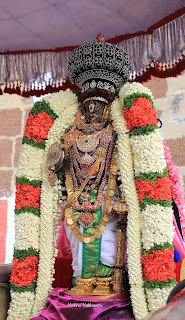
[142, 248, 175, 282]
[10, 256, 39, 287]
[15, 183, 41, 210]
[24, 112, 54, 143]
[135, 177, 172, 202]
[122, 97, 157, 131]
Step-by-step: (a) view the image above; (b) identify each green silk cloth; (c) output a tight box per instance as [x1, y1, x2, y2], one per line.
[73, 188, 114, 279]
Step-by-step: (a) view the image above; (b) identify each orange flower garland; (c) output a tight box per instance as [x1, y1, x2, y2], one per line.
[24, 112, 54, 143]
[142, 248, 176, 282]
[135, 177, 172, 202]
[122, 97, 157, 131]
[15, 183, 41, 210]
[10, 256, 39, 287]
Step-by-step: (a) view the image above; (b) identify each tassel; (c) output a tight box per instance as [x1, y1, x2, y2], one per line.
[45, 81, 55, 94]
[4, 83, 9, 94]
[22, 87, 30, 98]
[29, 84, 35, 96]
[39, 85, 45, 96]
[15, 84, 21, 95]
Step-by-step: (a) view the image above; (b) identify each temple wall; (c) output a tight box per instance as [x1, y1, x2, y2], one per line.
[0, 73, 185, 264]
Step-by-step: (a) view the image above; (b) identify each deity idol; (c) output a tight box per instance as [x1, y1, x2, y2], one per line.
[7, 34, 185, 320]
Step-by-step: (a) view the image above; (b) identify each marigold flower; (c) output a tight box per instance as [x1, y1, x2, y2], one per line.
[10, 256, 39, 287]
[15, 183, 41, 209]
[24, 112, 54, 142]
[142, 248, 175, 282]
[122, 97, 157, 130]
[135, 177, 172, 202]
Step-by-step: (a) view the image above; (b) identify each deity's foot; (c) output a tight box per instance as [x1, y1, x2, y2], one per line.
[93, 276, 114, 295]
[68, 277, 96, 296]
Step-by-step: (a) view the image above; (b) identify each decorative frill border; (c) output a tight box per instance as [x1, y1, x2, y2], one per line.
[8, 91, 78, 319]
[112, 82, 176, 318]
[1, 9, 185, 97]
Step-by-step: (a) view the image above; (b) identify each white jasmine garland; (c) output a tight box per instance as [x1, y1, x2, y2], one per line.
[31, 90, 78, 317]
[16, 144, 45, 180]
[130, 129, 167, 175]
[14, 213, 40, 251]
[8, 90, 79, 320]
[119, 81, 153, 102]
[7, 291, 35, 320]
[145, 287, 173, 312]
[116, 82, 176, 315]
[8, 141, 43, 319]
[111, 98, 149, 320]
[141, 205, 174, 250]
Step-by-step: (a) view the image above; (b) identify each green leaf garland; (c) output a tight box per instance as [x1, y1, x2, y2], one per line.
[15, 207, 40, 217]
[140, 196, 172, 211]
[22, 136, 46, 149]
[135, 167, 169, 184]
[11, 282, 37, 293]
[16, 177, 41, 187]
[14, 248, 39, 261]
[29, 100, 58, 120]
[144, 278, 177, 289]
[122, 92, 155, 110]
[142, 242, 174, 256]
[129, 125, 157, 137]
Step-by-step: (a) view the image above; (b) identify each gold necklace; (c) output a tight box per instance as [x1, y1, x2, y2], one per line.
[64, 148, 118, 243]
[76, 131, 101, 153]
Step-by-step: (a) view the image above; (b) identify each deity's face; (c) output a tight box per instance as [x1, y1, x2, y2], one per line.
[83, 100, 108, 124]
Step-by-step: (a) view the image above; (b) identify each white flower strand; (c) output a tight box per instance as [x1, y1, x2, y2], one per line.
[117, 82, 176, 314]
[7, 292, 35, 320]
[119, 81, 153, 102]
[14, 213, 40, 251]
[31, 90, 78, 317]
[111, 97, 148, 320]
[52, 178, 65, 258]
[146, 287, 173, 312]
[8, 145, 42, 318]
[130, 130, 167, 175]
[141, 205, 174, 250]
[16, 144, 45, 180]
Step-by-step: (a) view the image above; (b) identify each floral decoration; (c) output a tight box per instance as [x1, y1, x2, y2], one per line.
[122, 97, 157, 131]
[8, 83, 178, 320]
[129, 129, 167, 175]
[140, 205, 174, 250]
[142, 248, 175, 282]
[111, 82, 176, 315]
[111, 97, 148, 319]
[10, 256, 39, 288]
[135, 177, 172, 202]
[15, 183, 41, 210]
[14, 213, 40, 251]
[24, 112, 54, 143]
[8, 90, 79, 320]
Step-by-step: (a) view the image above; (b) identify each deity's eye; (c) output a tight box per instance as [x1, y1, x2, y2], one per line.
[89, 101, 95, 113]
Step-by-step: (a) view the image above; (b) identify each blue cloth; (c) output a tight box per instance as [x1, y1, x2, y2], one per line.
[174, 248, 181, 263]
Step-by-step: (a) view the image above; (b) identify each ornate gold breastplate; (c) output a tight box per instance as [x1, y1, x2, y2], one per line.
[64, 124, 118, 243]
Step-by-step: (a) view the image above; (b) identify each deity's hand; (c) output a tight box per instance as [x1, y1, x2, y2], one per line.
[47, 142, 65, 172]
[107, 200, 129, 216]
